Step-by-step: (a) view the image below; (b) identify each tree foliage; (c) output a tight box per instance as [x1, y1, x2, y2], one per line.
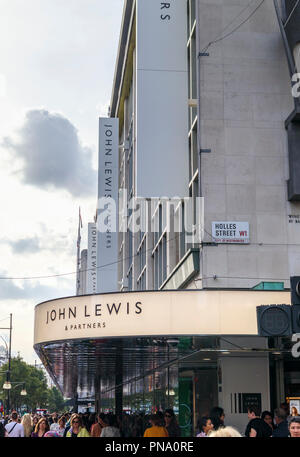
[47, 386, 65, 413]
[0, 356, 65, 412]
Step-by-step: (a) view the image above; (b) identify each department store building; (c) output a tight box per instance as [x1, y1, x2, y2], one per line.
[34, 0, 300, 434]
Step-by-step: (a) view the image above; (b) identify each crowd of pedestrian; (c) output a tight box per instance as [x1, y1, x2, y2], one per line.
[0, 402, 299, 437]
[195, 403, 300, 438]
[0, 410, 181, 438]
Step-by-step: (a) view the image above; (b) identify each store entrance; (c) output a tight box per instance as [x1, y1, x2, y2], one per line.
[179, 367, 218, 436]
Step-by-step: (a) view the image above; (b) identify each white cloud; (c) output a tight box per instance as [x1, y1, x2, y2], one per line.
[0, 74, 6, 98]
[0, 272, 72, 302]
[2, 109, 97, 197]
[6, 236, 41, 254]
[0, 0, 124, 365]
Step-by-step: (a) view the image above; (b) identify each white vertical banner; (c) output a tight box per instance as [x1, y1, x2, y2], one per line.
[97, 118, 119, 293]
[136, 0, 189, 198]
[86, 223, 98, 294]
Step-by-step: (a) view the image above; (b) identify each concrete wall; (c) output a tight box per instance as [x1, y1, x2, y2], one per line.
[219, 354, 270, 434]
[78, 249, 87, 296]
[218, 336, 270, 434]
[136, 0, 189, 198]
[197, 0, 300, 289]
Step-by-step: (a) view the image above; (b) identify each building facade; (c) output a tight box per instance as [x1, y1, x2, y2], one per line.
[78, 249, 87, 296]
[34, 0, 300, 436]
[115, 0, 299, 297]
[109, 0, 300, 433]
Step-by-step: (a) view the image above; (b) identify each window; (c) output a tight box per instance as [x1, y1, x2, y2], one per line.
[127, 121, 134, 198]
[137, 232, 147, 291]
[189, 120, 198, 182]
[152, 202, 168, 289]
[174, 201, 187, 266]
[187, 0, 197, 130]
[128, 267, 132, 292]
[187, 0, 199, 247]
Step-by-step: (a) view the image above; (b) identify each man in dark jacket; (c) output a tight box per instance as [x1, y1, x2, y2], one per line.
[272, 408, 289, 437]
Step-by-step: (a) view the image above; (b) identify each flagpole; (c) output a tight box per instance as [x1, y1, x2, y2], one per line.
[76, 207, 82, 296]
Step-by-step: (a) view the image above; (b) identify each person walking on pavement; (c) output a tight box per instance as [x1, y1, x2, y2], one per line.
[0, 421, 7, 437]
[63, 413, 75, 437]
[143, 414, 169, 437]
[5, 411, 24, 437]
[21, 413, 33, 437]
[289, 416, 300, 437]
[50, 413, 60, 433]
[31, 417, 50, 437]
[196, 416, 214, 437]
[56, 416, 66, 437]
[245, 405, 272, 437]
[280, 402, 290, 418]
[209, 407, 225, 431]
[208, 426, 242, 437]
[261, 411, 274, 432]
[164, 409, 181, 437]
[91, 413, 105, 437]
[100, 414, 121, 437]
[66, 414, 90, 437]
[272, 408, 289, 437]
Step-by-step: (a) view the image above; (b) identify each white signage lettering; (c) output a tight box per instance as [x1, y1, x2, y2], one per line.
[212, 222, 250, 244]
[97, 118, 119, 293]
[34, 290, 291, 345]
[86, 223, 98, 294]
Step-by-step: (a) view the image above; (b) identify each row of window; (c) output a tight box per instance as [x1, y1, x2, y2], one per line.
[120, 0, 198, 292]
[126, 200, 188, 291]
[187, 0, 199, 228]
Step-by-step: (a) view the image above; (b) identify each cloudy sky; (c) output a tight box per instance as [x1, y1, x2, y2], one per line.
[0, 0, 123, 363]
